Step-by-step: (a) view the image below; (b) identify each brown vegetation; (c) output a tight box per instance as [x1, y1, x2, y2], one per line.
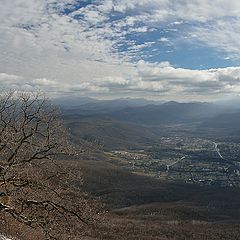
[75, 157, 240, 240]
[0, 91, 99, 239]
[1, 91, 240, 240]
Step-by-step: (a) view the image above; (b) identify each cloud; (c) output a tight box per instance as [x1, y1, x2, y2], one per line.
[159, 37, 170, 43]
[189, 18, 240, 59]
[69, 83, 109, 93]
[0, 73, 21, 81]
[1, 60, 240, 100]
[0, 73, 23, 89]
[1, 1, 240, 100]
[132, 61, 240, 98]
[0, 73, 109, 95]
[31, 78, 57, 86]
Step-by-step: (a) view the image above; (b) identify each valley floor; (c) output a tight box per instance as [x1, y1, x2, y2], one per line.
[78, 156, 240, 239]
[1, 156, 240, 240]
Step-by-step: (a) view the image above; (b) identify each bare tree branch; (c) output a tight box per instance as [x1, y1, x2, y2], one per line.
[0, 90, 95, 239]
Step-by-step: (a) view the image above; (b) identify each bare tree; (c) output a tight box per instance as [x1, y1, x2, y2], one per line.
[0, 91, 94, 239]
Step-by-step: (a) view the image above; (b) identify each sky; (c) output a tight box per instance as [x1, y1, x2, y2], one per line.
[1, 0, 240, 101]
